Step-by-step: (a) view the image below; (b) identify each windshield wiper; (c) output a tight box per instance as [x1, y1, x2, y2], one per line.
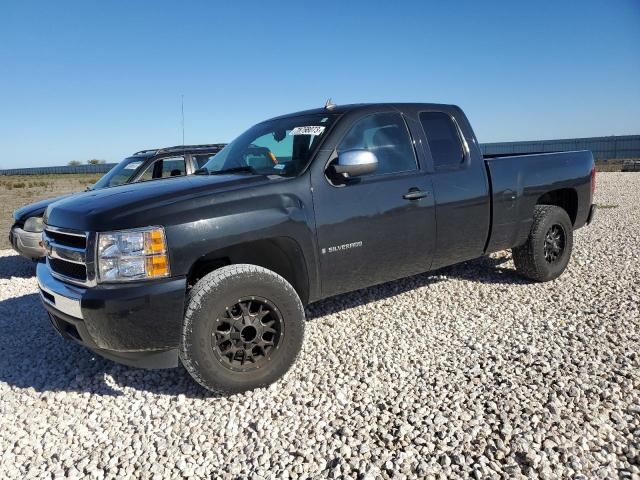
[208, 166, 258, 176]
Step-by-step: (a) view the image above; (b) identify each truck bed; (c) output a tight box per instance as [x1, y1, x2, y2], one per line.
[484, 150, 595, 254]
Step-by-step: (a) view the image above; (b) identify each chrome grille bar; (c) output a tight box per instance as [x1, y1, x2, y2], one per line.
[43, 225, 96, 287]
[44, 239, 86, 264]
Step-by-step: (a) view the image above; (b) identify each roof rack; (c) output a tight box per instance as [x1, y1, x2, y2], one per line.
[157, 143, 227, 154]
[132, 149, 160, 156]
[132, 143, 227, 156]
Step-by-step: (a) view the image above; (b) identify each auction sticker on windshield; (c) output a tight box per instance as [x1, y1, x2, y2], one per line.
[289, 126, 326, 136]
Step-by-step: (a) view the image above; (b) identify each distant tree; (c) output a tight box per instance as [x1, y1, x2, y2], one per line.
[67, 160, 82, 166]
[87, 159, 106, 165]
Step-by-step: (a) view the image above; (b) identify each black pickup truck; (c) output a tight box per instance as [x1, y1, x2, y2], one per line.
[36, 103, 596, 394]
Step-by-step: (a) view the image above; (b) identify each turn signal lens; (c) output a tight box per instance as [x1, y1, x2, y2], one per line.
[146, 255, 169, 277]
[144, 229, 167, 254]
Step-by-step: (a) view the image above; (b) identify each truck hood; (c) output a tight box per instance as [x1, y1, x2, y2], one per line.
[44, 173, 273, 231]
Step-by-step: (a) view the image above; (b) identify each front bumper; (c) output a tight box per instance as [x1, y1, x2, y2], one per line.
[10, 226, 45, 259]
[36, 261, 186, 369]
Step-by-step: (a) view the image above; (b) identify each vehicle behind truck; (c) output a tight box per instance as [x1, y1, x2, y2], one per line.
[36, 103, 596, 394]
[10, 144, 225, 259]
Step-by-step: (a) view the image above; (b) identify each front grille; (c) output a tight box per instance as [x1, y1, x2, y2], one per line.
[44, 227, 92, 285]
[49, 258, 87, 281]
[46, 229, 87, 249]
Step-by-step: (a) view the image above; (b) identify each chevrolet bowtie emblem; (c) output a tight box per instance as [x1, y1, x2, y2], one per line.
[43, 238, 53, 256]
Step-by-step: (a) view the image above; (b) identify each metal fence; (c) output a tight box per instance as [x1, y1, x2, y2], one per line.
[2, 134, 639, 175]
[0, 163, 117, 176]
[480, 134, 640, 162]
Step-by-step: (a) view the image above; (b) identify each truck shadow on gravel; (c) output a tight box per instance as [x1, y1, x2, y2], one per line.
[0, 254, 524, 397]
[306, 254, 525, 319]
[0, 254, 36, 279]
[0, 293, 213, 398]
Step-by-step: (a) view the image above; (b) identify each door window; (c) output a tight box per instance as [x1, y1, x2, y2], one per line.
[160, 157, 186, 177]
[138, 156, 186, 181]
[338, 113, 417, 176]
[419, 112, 465, 170]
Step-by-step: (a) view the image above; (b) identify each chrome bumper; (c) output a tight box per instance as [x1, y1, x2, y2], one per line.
[10, 227, 45, 259]
[37, 264, 85, 319]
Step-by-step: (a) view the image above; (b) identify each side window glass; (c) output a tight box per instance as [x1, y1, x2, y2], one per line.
[419, 112, 465, 170]
[137, 156, 186, 181]
[137, 162, 155, 182]
[160, 157, 186, 177]
[338, 112, 416, 176]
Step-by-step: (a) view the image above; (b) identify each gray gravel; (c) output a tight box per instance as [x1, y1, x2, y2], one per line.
[1, 172, 639, 479]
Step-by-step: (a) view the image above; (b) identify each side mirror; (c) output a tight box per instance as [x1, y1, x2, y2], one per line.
[333, 149, 378, 178]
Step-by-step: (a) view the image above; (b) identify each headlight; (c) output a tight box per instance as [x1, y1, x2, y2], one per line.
[97, 227, 170, 282]
[23, 216, 44, 233]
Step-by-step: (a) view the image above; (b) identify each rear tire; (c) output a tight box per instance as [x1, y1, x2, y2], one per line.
[512, 205, 573, 282]
[180, 264, 305, 394]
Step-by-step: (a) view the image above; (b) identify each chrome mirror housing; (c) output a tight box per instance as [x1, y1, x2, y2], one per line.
[333, 149, 378, 178]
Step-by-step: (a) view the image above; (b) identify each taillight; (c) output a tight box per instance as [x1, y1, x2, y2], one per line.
[591, 164, 596, 195]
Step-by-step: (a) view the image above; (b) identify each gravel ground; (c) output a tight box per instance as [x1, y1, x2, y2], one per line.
[0, 172, 638, 479]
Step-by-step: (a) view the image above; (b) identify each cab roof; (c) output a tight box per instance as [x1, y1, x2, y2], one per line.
[265, 102, 458, 121]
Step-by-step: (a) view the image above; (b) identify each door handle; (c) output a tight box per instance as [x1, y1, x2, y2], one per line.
[403, 189, 429, 201]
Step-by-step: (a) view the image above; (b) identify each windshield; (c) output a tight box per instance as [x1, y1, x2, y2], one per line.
[91, 156, 146, 189]
[202, 114, 337, 177]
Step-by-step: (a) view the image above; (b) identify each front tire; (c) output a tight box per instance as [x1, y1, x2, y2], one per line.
[512, 205, 573, 282]
[180, 264, 305, 394]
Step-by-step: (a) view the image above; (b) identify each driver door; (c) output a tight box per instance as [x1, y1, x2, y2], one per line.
[311, 111, 436, 297]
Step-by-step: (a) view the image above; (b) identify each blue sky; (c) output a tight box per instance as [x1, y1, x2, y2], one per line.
[1, 0, 639, 168]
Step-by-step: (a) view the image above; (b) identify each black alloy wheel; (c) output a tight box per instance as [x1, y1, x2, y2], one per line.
[181, 264, 305, 394]
[512, 205, 574, 282]
[543, 224, 565, 263]
[213, 297, 283, 372]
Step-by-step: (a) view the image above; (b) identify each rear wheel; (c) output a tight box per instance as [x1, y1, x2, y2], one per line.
[512, 205, 573, 282]
[180, 264, 305, 394]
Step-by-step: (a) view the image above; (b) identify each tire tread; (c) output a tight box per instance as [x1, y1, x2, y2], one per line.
[512, 205, 573, 282]
[180, 264, 304, 394]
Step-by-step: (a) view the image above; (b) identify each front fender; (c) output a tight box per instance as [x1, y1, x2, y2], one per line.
[165, 177, 320, 302]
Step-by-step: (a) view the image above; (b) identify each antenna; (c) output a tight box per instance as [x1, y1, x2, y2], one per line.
[324, 98, 336, 110]
[181, 94, 185, 147]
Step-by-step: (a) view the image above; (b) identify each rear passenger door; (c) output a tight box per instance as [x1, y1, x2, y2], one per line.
[417, 111, 490, 269]
[311, 111, 436, 297]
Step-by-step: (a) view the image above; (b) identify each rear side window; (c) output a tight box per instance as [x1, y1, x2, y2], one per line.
[338, 112, 416, 176]
[160, 157, 186, 177]
[419, 112, 465, 170]
[138, 156, 186, 181]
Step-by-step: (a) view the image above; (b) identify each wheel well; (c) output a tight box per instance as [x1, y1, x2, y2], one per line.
[536, 188, 578, 225]
[187, 237, 310, 304]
